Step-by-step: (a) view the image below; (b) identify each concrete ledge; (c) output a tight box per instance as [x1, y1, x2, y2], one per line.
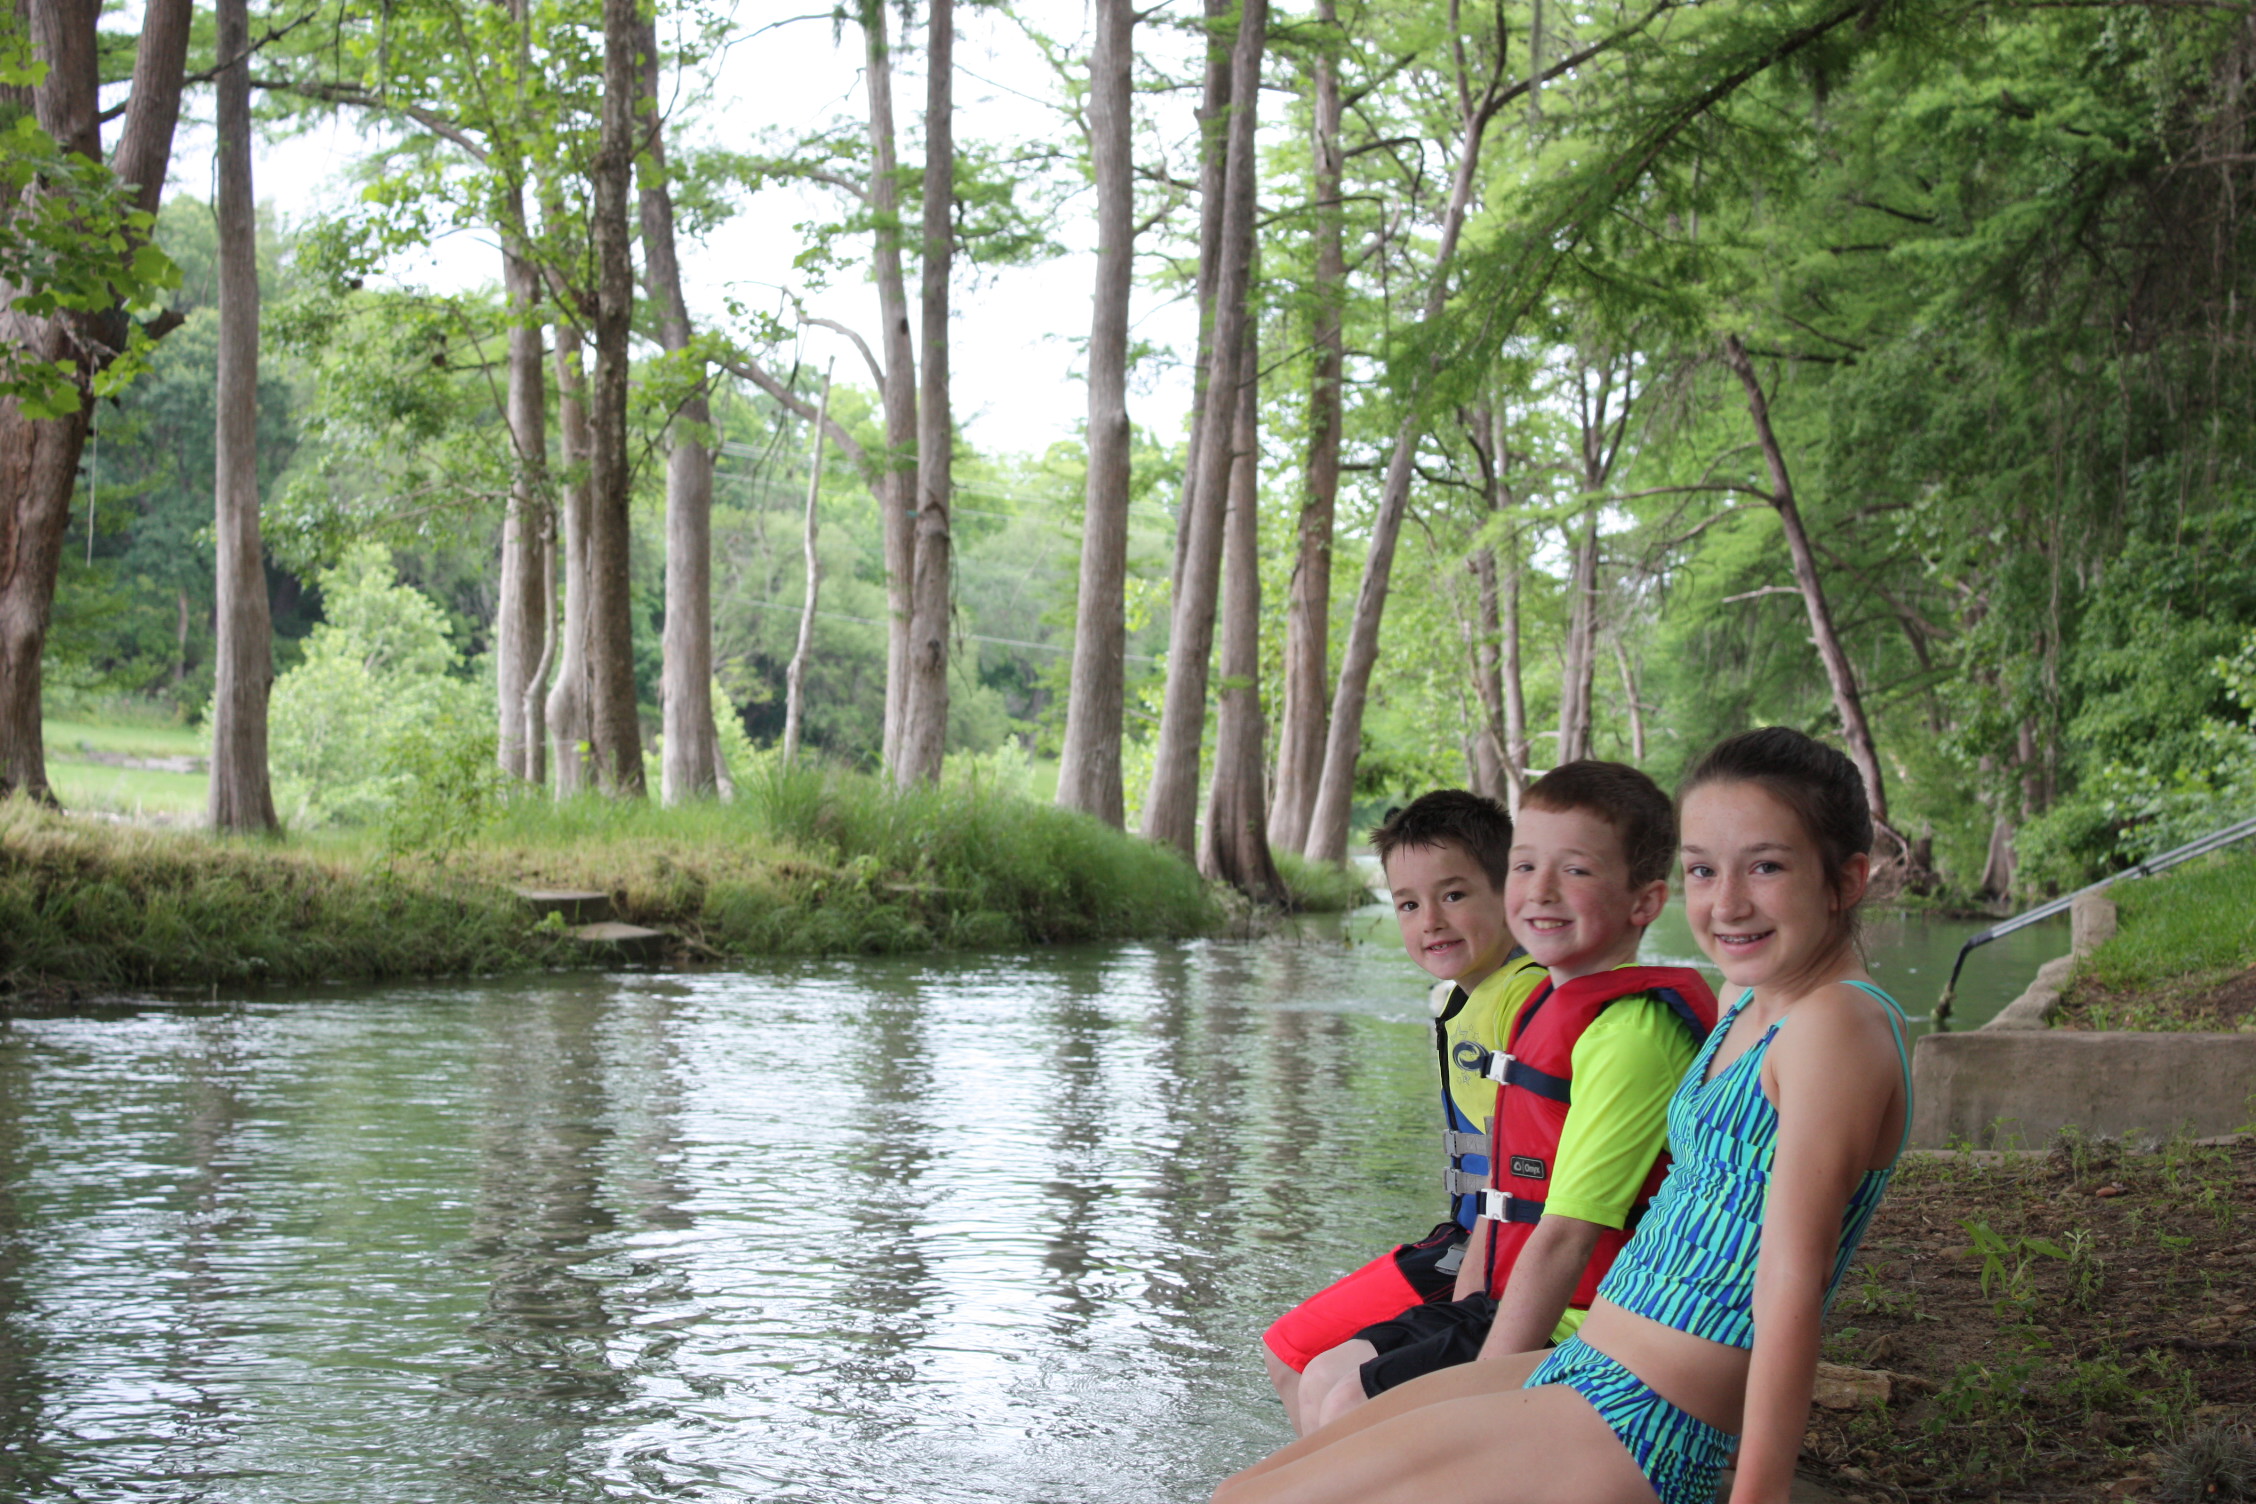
[1979, 890, 2117, 1031]
[1912, 1030, 2256, 1147]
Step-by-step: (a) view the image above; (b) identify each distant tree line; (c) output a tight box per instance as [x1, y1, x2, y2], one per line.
[4, 0, 2254, 900]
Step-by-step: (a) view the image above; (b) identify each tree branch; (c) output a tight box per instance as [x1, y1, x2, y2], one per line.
[720, 352, 872, 476]
[250, 76, 490, 162]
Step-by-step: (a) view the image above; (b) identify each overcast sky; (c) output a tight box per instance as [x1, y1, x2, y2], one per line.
[208, 0, 1207, 462]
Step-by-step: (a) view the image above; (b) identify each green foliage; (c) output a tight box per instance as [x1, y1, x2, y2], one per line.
[1959, 1217, 2067, 1305]
[0, 17, 180, 415]
[378, 711, 508, 866]
[268, 545, 485, 826]
[2071, 848, 2256, 999]
[0, 804, 566, 993]
[1273, 850, 1377, 913]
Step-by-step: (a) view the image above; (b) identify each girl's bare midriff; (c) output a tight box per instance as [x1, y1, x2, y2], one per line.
[1574, 1298, 1753, 1435]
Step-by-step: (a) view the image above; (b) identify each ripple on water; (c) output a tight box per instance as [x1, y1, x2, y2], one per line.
[0, 912, 2060, 1502]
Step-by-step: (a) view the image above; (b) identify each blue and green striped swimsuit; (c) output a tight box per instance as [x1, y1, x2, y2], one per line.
[1522, 981, 1911, 1504]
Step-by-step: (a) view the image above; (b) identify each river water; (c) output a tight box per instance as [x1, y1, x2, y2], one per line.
[0, 909, 2060, 1503]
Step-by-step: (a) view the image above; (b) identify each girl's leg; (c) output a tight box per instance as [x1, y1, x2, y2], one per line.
[1219, 1352, 1547, 1492]
[1213, 1369, 1655, 1504]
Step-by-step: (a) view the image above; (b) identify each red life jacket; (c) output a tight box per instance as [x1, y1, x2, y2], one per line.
[1477, 965, 1719, 1309]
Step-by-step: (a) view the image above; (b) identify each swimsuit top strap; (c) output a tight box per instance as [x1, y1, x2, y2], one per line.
[1837, 979, 1914, 1158]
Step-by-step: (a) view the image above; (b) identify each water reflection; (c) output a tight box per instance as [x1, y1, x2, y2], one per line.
[0, 914, 2062, 1502]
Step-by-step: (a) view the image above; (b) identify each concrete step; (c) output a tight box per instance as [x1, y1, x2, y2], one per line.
[516, 888, 614, 924]
[569, 921, 665, 962]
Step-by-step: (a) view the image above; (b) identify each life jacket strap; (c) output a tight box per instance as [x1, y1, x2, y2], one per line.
[1482, 1050, 1573, 1105]
[1478, 1189, 1545, 1226]
[1442, 1128, 1491, 1160]
[1444, 1166, 1487, 1198]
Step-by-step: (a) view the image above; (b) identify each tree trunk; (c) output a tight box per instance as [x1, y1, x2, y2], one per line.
[1613, 635, 1645, 763]
[783, 363, 832, 764]
[1304, 77, 1504, 861]
[1979, 813, 2014, 900]
[1501, 526, 1529, 810]
[207, 0, 276, 833]
[1721, 333, 1891, 832]
[1268, 0, 1342, 853]
[586, 0, 646, 796]
[522, 481, 553, 789]
[896, 0, 955, 788]
[1140, 0, 1265, 857]
[545, 322, 594, 794]
[1556, 514, 1598, 763]
[1055, 0, 1135, 828]
[1201, 316, 1285, 901]
[637, 15, 719, 803]
[1468, 548, 1508, 802]
[0, 0, 191, 802]
[1168, 0, 1237, 602]
[495, 230, 548, 782]
[860, 0, 919, 775]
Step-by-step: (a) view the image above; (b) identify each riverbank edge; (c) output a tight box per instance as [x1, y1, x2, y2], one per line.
[1, 790, 1336, 999]
[2049, 847, 2256, 1031]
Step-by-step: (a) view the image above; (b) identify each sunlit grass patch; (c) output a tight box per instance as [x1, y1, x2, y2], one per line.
[1, 760, 1219, 995]
[2056, 848, 2256, 1029]
[1273, 849, 1376, 913]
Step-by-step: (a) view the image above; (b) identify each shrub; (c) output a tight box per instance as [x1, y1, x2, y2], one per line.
[268, 544, 484, 826]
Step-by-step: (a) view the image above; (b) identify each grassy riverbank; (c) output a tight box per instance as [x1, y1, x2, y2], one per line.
[0, 765, 1247, 996]
[2055, 848, 2256, 1031]
[1803, 1134, 2256, 1503]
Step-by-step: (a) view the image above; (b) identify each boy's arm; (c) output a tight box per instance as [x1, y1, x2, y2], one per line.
[1476, 996, 1694, 1358]
[1476, 1214, 1602, 1356]
[1452, 1210, 1490, 1301]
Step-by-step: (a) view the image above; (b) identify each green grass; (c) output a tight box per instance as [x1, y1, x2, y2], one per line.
[47, 763, 208, 819]
[2054, 847, 2256, 1028]
[44, 716, 207, 760]
[42, 713, 210, 819]
[0, 761, 1220, 996]
[2077, 847, 2256, 993]
[1274, 849, 1378, 913]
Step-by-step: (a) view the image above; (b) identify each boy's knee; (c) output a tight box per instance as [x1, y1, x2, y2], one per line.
[1262, 1346, 1300, 1412]
[1312, 1369, 1373, 1431]
[1298, 1339, 1376, 1431]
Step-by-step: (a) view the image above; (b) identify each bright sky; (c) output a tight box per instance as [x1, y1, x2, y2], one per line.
[221, 0, 1207, 461]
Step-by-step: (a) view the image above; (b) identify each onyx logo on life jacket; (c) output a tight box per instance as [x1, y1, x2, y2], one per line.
[1452, 1040, 1489, 1073]
[1509, 1154, 1547, 1180]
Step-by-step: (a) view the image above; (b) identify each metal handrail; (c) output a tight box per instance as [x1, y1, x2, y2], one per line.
[1932, 811, 2256, 1025]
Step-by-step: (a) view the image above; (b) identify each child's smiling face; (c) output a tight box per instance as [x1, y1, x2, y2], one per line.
[1505, 804, 1666, 982]
[1385, 840, 1514, 986]
[1679, 779, 1864, 991]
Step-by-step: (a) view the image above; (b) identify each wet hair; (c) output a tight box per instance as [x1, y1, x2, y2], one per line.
[1370, 790, 1513, 890]
[1520, 760, 1677, 888]
[1678, 726, 1873, 940]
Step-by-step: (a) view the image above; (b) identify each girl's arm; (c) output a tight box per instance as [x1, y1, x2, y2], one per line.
[1731, 990, 1900, 1504]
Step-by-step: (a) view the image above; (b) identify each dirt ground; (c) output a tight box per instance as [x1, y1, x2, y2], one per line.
[1799, 1135, 2256, 1502]
[2054, 966, 2256, 1032]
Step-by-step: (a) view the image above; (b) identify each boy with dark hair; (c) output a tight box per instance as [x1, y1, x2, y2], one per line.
[1289, 761, 1718, 1430]
[1261, 790, 1549, 1435]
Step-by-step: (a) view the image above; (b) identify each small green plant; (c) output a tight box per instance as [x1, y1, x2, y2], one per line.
[1962, 1218, 2068, 1304]
[2051, 1124, 2119, 1182]
[377, 713, 509, 869]
[2061, 1227, 2107, 1310]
